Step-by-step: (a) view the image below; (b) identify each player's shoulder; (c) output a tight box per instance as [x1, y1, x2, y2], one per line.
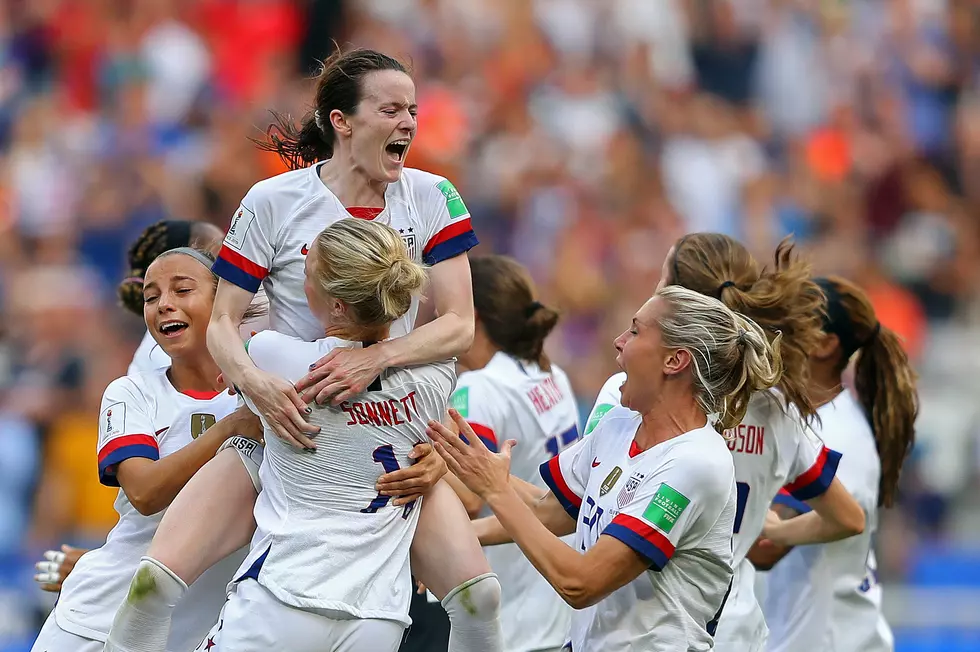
[241, 166, 321, 220]
[245, 166, 314, 199]
[671, 426, 735, 481]
[399, 168, 466, 207]
[389, 359, 457, 398]
[591, 405, 640, 439]
[816, 391, 874, 453]
[103, 368, 167, 404]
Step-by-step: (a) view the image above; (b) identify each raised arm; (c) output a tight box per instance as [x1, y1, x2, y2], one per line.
[299, 253, 475, 405]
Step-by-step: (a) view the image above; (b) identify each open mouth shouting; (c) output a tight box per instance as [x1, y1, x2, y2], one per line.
[159, 319, 189, 338]
[385, 138, 411, 165]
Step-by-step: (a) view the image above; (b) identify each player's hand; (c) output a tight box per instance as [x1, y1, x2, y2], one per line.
[34, 545, 86, 592]
[376, 443, 448, 506]
[241, 368, 319, 451]
[416, 579, 427, 594]
[761, 509, 784, 543]
[427, 409, 516, 499]
[226, 405, 265, 444]
[296, 346, 386, 406]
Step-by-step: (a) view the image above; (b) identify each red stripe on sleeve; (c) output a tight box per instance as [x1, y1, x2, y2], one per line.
[423, 219, 473, 254]
[547, 456, 582, 509]
[218, 246, 269, 279]
[468, 422, 497, 447]
[98, 434, 158, 462]
[611, 513, 676, 558]
[784, 446, 830, 494]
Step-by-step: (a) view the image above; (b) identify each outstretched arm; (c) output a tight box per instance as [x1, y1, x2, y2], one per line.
[474, 490, 576, 546]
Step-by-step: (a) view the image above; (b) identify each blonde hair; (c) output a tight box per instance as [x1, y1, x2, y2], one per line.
[309, 218, 427, 326]
[655, 285, 784, 433]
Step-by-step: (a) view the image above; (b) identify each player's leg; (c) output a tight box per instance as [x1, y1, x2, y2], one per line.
[106, 442, 260, 652]
[31, 613, 103, 652]
[409, 480, 502, 652]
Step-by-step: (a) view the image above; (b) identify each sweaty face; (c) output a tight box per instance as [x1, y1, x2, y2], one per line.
[142, 255, 215, 358]
[346, 70, 417, 183]
[613, 297, 670, 412]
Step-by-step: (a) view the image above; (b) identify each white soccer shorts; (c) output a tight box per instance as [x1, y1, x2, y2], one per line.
[217, 436, 264, 492]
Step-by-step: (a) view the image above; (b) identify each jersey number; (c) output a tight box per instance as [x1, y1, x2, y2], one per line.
[580, 496, 605, 551]
[733, 482, 750, 533]
[545, 425, 580, 457]
[361, 444, 416, 519]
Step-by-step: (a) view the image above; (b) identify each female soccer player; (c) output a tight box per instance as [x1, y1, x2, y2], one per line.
[752, 276, 917, 652]
[389, 255, 579, 652]
[195, 219, 455, 652]
[106, 48, 501, 652]
[31, 247, 262, 652]
[584, 235, 867, 652]
[432, 286, 781, 651]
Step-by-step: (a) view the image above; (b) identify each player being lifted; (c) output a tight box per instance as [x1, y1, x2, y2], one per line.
[434, 286, 780, 651]
[106, 48, 502, 652]
[753, 277, 917, 652]
[585, 234, 866, 652]
[386, 255, 578, 652]
[31, 247, 265, 652]
[195, 219, 456, 652]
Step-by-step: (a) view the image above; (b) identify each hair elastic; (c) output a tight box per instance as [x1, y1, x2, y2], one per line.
[525, 301, 544, 318]
[814, 277, 866, 359]
[314, 109, 325, 132]
[717, 280, 737, 297]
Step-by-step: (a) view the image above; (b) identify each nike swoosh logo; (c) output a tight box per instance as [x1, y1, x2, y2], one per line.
[156, 427, 169, 437]
[591, 457, 600, 467]
[301, 244, 309, 255]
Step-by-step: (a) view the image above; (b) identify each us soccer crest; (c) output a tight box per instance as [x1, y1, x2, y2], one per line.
[398, 227, 418, 259]
[190, 413, 216, 439]
[616, 472, 646, 508]
[599, 466, 623, 497]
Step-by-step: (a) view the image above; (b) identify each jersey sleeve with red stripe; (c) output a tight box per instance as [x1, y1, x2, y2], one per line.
[420, 176, 478, 265]
[774, 409, 842, 501]
[212, 191, 275, 294]
[450, 372, 506, 453]
[97, 377, 160, 487]
[602, 463, 711, 572]
[539, 435, 595, 519]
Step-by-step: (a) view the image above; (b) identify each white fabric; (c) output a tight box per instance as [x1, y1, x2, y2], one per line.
[544, 406, 736, 652]
[52, 368, 245, 649]
[442, 573, 503, 652]
[453, 353, 577, 652]
[217, 436, 265, 493]
[200, 579, 404, 652]
[235, 331, 455, 625]
[214, 164, 476, 342]
[763, 391, 894, 652]
[104, 557, 188, 652]
[31, 612, 103, 652]
[589, 374, 840, 652]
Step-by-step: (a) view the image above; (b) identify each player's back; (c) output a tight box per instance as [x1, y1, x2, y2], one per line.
[453, 352, 578, 652]
[55, 368, 243, 648]
[764, 391, 893, 652]
[240, 331, 456, 626]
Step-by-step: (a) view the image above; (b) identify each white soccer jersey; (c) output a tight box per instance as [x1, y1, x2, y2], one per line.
[588, 373, 842, 652]
[452, 352, 578, 652]
[542, 406, 736, 652]
[212, 165, 478, 341]
[235, 330, 456, 626]
[763, 390, 894, 652]
[53, 368, 245, 650]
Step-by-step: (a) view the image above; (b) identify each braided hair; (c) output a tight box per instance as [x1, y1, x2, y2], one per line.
[118, 220, 223, 315]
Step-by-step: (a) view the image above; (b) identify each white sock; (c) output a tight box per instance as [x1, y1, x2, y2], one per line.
[104, 556, 187, 652]
[441, 573, 502, 652]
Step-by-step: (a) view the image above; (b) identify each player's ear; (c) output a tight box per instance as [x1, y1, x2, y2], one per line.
[329, 109, 352, 138]
[663, 348, 692, 377]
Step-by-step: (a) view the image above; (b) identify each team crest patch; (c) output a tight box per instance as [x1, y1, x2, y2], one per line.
[100, 402, 126, 443]
[599, 466, 623, 497]
[401, 232, 417, 259]
[642, 483, 690, 533]
[224, 205, 255, 251]
[616, 472, 646, 508]
[450, 387, 469, 417]
[190, 413, 216, 440]
[584, 403, 614, 436]
[437, 180, 469, 219]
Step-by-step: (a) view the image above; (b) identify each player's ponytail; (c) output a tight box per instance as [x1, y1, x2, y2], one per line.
[309, 219, 426, 328]
[256, 48, 409, 171]
[669, 234, 823, 422]
[655, 286, 783, 434]
[817, 277, 918, 508]
[118, 220, 223, 315]
[471, 255, 560, 371]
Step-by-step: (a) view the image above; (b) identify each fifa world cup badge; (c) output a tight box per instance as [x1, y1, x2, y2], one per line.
[600, 466, 623, 497]
[191, 413, 216, 440]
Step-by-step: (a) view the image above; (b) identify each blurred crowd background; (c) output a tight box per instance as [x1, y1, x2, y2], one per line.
[1, 0, 979, 649]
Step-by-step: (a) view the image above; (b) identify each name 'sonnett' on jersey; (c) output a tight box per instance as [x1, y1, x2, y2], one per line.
[55, 368, 244, 649]
[585, 373, 843, 652]
[212, 164, 478, 342]
[541, 406, 736, 652]
[451, 352, 579, 652]
[236, 331, 456, 626]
